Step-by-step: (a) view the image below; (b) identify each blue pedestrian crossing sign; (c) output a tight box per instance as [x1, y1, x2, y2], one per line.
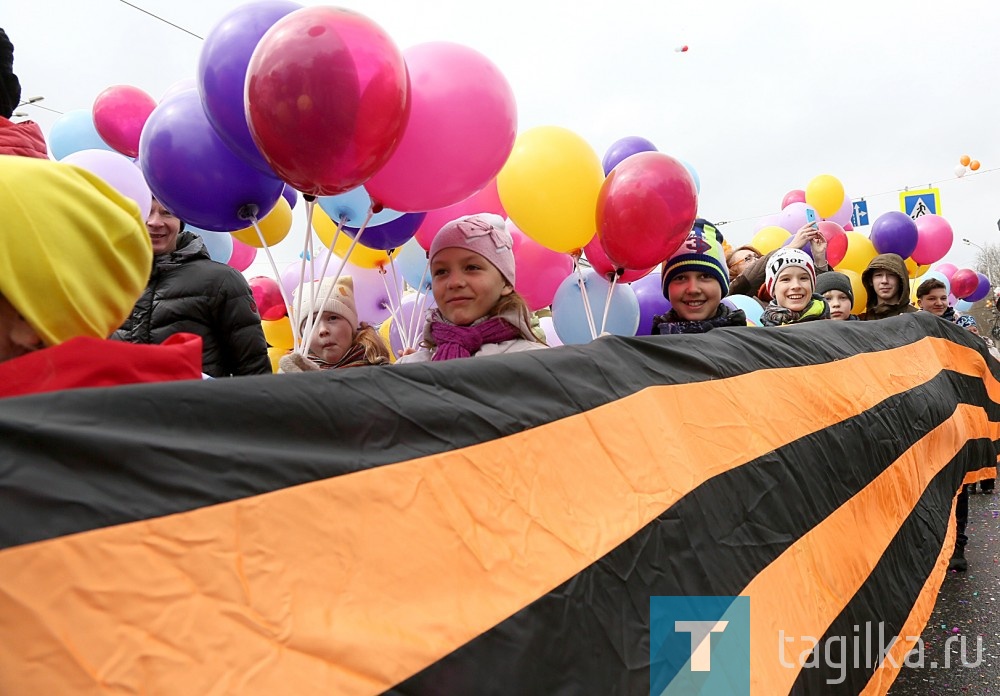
[851, 199, 869, 228]
[899, 188, 941, 220]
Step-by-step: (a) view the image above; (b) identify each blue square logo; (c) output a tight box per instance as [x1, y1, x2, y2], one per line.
[650, 596, 750, 696]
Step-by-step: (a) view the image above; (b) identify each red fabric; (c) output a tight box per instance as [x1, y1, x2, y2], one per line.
[0, 118, 49, 159]
[0, 333, 204, 399]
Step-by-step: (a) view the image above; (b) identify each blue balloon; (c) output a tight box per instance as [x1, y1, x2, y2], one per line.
[344, 212, 426, 251]
[680, 159, 701, 194]
[49, 109, 115, 160]
[318, 186, 406, 228]
[722, 294, 764, 326]
[955, 299, 973, 312]
[551, 269, 640, 344]
[395, 238, 432, 292]
[631, 271, 671, 335]
[189, 226, 234, 263]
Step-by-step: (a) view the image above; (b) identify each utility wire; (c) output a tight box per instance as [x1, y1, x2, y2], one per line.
[117, 0, 204, 40]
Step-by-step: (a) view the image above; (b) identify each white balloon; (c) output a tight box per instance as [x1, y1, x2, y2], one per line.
[955, 164, 967, 178]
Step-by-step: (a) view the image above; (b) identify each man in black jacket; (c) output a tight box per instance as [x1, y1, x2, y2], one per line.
[113, 198, 271, 377]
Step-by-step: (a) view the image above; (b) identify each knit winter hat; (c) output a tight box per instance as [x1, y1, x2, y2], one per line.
[0, 155, 151, 347]
[815, 271, 854, 307]
[956, 314, 978, 330]
[429, 213, 515, 286]
[765, 248, 816, 297]
[661, 219, 729, 297]
[0, 28, 20, 120]
[293, 276, 359, 330]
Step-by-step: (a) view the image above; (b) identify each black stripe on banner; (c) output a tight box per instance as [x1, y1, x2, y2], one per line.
[0, 315, 982, 549]
[384, 371, 998, 695]
[792, 439, 998, 694]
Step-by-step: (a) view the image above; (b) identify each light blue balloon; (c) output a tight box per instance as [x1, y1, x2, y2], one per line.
[722, 294, 764, 325]
[395, 238, 431, 292]
[190, 226, 234, 263]
[317, 187, 404, 227]
[49, 109, 115, 160]
[955, 299, 973, 312]
[551, 269, 640, 345]
[680, 159, 701, 194]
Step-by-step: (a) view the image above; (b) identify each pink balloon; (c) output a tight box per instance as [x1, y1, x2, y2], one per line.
[412, 178, 506, 251]
[510, 222, 575, 310]
[248, 276, 287, 320]
[365, 42, 517, 212]
[228, 238, 257, 272]
[816, 220, 847, 267]
[911, 214, 954, 265]
[934, 262, 958, 281]
[824, 195, 853, 227]
[92, 85, 157, 158]
[781, 189, 805, 209]
[62, 149, 152, 219]
[583, 232, 654, 283]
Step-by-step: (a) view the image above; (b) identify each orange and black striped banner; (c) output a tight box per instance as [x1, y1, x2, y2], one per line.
[0, 313, 995, 695]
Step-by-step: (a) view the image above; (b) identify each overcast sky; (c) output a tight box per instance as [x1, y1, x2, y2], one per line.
[8, 0, 999, 277]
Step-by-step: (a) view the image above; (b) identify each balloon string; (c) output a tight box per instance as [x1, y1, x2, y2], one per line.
[300, 209, 373, 355]
[298, 212, 346, 354]
[295, 199, 319, 348]
[379, 267, 406, 349]
[407, 258, 431, 348]
[251, 217, 298, 344]
[411, 288, 433, 349]
[574, 260, 598, 340]
[385, 255, 409, 349]
[598, 271, 620, 336]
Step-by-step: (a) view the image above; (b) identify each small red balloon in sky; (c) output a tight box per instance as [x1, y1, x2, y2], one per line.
[675, 45, 689, 53]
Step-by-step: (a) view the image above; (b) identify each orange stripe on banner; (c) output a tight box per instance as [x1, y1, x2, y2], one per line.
[744, 404, 1000, 695]
[0, 338, 995, 695]
[859, 496, 958, 696]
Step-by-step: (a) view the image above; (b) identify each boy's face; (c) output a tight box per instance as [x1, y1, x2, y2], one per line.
[667, 271, 722, 321]
[0, 294, 43, 363]
[872, 271, 900, 301]
[774, 267, 813, 313]
[917, 288, 949, 316]
[823, 290, 852, 320]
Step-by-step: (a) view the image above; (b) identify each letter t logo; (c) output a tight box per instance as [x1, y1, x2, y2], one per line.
[674, 620, 729, 671]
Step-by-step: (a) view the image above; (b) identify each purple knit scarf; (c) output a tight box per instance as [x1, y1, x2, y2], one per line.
[430, 317, 521, 361]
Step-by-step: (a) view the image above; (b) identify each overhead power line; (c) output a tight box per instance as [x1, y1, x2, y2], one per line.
[117, 0, 204, 40]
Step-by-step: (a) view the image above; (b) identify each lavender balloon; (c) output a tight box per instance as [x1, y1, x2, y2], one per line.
[62, 149, 152, 219]
[198, 0, 302, 174]
[631, 271, 671, 335]
[870, 211, 918, 259]
[139, 89, 284, 231]
[602, 136, 658, 175]
[965, 273, 992, 303]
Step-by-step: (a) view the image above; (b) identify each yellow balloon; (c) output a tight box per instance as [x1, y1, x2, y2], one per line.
[497, 126, 604, 253]
[267, 345, 286, 373]
[312, 207, 400, 268]
[261, 316, 294, 351]
[378, 319, 397, 364]
[750, 226, 791, 255]
[805, 174, 845, 219]
[836, 231, 877, 274]
[904, 257, 930, 279]
[231, 197, 293, 248]
[840, 269, 868, 314]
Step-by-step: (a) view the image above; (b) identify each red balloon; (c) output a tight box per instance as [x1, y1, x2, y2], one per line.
[583, 233, 653, 283]
[817, 220, 847, 267]
[596, 152, 698, 270]
[249, 276, 287, 320]
[950, 268, 979, 299]
[245, 7, 409, 195]
[412, 178, 506, 251]
[92, 85, 156, 158]
[781, 189, 806, 209]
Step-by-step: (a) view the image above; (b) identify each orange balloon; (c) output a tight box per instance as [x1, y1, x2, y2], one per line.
[970, 160, 981, 171]
[960, 154, 971, 167]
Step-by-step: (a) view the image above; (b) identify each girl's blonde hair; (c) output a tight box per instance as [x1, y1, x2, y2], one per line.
[355, 322, 391, 365]
[420, 291, 546, 350]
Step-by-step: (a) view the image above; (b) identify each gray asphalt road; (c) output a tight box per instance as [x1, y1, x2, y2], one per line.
[888, 488, 1000, 695]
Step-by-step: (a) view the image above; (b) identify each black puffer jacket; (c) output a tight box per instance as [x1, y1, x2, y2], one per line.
[112, 232, 271, 377]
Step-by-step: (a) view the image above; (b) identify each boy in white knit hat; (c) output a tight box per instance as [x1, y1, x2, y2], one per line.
[279, 276, 390, 371]
[760, 248, 830, 326]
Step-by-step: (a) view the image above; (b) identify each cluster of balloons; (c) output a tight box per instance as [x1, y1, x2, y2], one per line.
[914, 263, 992, 311]
[955, 154, 981, 178]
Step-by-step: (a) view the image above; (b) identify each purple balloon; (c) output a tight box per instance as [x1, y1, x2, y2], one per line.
[281, 184, 299, 210]
[343, 212, 427, 251]
[198, 0, 302, 174]
[139, 89, 284, 232]
[870, 211, 918, 259]
[965, 272, 992, 303]
[602, 136, 658, 176]
[631, 271, 671, 336]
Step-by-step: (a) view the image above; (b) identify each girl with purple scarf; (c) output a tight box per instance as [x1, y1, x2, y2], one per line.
[397, 214, 547, 363]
